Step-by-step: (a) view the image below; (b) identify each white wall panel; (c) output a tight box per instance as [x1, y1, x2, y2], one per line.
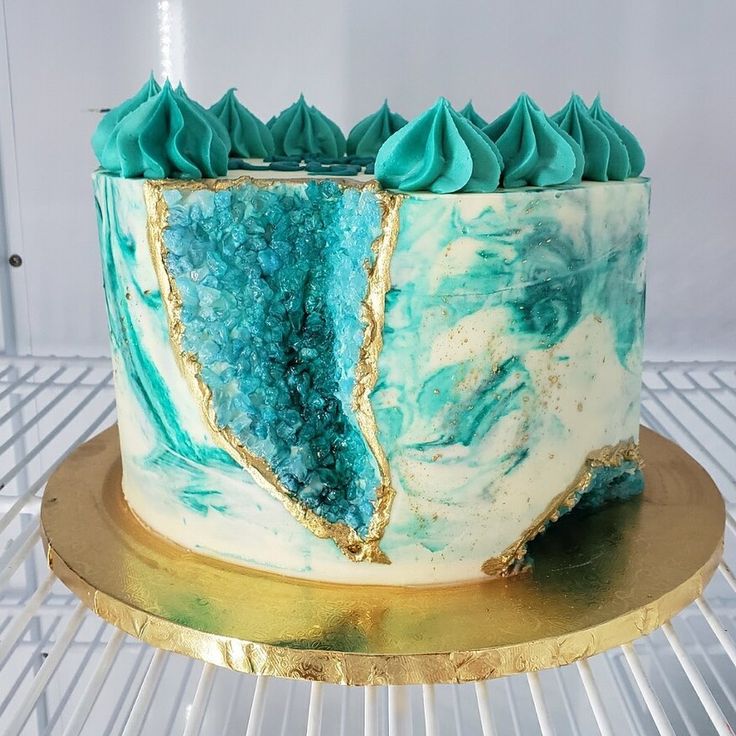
[0, 1, 160, 355]
[0, 0, 733, 358]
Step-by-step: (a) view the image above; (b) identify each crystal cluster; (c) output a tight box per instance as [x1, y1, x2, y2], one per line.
[163, 180, 383, 535]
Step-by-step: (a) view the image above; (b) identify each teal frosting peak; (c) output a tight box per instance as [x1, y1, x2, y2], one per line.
[176, 84, 232, 153]
[374, 97, 503, 193]
[209, 88, 274, 158]
[483, 93, 583, 188]
[268, 94, 346, 158]
[96, 80, 230, 179]
[91, 73, 161, 161]
[171, 82, 230, 143]
[551, 94, 631, 181]
[346, 100, 407, 157]
[589, 95, 645, 176]
[459, 100, 488, 129]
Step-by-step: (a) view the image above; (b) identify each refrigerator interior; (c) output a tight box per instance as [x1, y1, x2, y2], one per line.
[0, 2, 734, 734]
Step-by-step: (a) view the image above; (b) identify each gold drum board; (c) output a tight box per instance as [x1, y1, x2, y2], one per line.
[41, 426, 724, 686]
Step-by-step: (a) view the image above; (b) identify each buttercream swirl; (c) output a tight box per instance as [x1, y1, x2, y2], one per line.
[483, 94, 583, 188]
[92, 73, 160, 162]
[551, 94, 630, 181]
[97, 80, 230, 179]
[589, 95, 645, 177]
[374, 97, 503, 193]
[268, 95, 346, 158]
[174, 83, 232, 148]
[209, 88, 274, 158]
[459, 100, 488, 129]
[346, 100, 407, 157]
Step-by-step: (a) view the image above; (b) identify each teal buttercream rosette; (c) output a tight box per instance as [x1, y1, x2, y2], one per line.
[458, 100, 488, 129]
[92, 81, 645, 187]
[209, 88, 274, 158]
[373, 93, 644, 192]
[346, 100, 407, 157]
[551, 94, 630, 181]
[268, 94, 346, 159]
[588, 95, 646, 177]
[91, 72, 161, 163]
[93, 78, 230, 179]
[482, 93, 584, 188]
[374, 97, 504, 193]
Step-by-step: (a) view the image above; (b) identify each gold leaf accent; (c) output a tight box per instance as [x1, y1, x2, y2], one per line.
[144, 176, 402, 563]
[481, 440, 642, 577]
[351, 185, 403, 562]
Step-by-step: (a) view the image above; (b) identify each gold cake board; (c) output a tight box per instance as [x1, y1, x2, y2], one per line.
[40, 425, 725, 686]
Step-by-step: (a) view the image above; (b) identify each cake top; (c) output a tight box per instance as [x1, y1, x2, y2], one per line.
[92, 77, 645, 193]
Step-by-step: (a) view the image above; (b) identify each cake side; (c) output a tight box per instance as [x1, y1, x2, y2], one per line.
[94, 170, 648, 585]
[95, 172, 394, 578]
[374, 181, 649, 577]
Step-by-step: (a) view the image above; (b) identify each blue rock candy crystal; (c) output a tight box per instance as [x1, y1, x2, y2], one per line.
[163, 180, 383, 536]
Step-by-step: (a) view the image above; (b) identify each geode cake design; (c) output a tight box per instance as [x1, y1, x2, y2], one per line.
[92, 85, 650, 585]
[95, 171, 649, 583]
[144, 178, 399, 561]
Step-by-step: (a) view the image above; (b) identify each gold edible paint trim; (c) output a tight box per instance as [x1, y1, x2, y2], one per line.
[481, 440, 642, 577]
[144, 176, 401, 563]
[351, 186, 402, 561]
[41, 425, 725, 685]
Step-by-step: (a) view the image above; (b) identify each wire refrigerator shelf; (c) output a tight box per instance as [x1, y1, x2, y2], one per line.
[0, 356, 734, 736]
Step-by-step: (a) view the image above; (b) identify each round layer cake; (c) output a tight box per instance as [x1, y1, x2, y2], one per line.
[92, 83, 649, 585]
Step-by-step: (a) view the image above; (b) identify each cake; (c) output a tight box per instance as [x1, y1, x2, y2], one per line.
[92, 78, 648, 585]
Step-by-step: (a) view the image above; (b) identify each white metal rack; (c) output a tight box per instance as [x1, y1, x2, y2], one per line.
[0, 357, 734, 736]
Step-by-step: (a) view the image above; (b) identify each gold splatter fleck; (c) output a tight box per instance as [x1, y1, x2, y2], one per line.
[577, 402, 584, 412]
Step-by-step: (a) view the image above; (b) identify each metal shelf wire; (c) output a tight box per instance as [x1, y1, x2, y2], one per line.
[0, 356, 734, 736]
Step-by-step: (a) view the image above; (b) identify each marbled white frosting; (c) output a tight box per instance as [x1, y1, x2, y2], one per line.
[94, 166, 648, 584]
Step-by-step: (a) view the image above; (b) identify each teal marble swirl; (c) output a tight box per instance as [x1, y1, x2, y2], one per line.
[161, 180, 383, 535]
[94, 176, 237, 514]
[372, 183, 649, 550]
